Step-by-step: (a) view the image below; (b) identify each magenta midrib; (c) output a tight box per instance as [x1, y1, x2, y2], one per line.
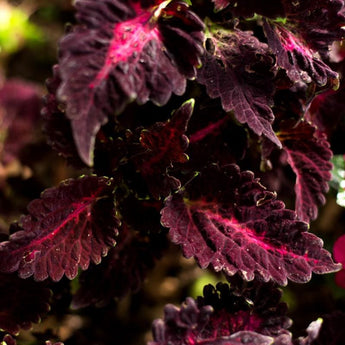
[189, 117, 228, 144]
[199, 211, 316, 263]
[11, 196, 98, 257]
[278, 25, 313, 58]
[88, 12, 160, 91]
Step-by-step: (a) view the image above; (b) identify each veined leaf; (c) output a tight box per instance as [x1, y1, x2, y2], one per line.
[161, 165, 340, 286]
[0, 176, 119, 281]
[197, 27, 281, 149]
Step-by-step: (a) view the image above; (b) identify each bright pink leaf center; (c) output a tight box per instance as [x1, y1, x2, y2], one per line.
[90, 13, 160, 90]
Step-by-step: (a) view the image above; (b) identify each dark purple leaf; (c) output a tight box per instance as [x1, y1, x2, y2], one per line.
[308, 67, 345, 153]
[57, 0, 204, 165]
[0, 176, 119, 281]
[149, 282, 292, 345]
[0, 79, 41, 165]
[278, 120, 333, 222]
[197, 282, 291, 338]
[197, 27, 281, 149]
[133, 99, 193, 198]
[0, 273, 51, 335]
[186, 100, 248, 172]
[263, 21, 338, 89]
[41, 65, 85, 168]
[72, 222, 166, 308]
[161, 165, 340, 286]
[281, 0, 345, 55]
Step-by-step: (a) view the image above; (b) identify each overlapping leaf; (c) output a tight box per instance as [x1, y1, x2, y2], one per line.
[149, 282, 292, 345]
[72, 223, 166, 308]
[0, 176, 119, 281]
[212, 0, 345, 55]
[263, 21, 338, 89]
[0, 273, 51, 334]
[57, 0, 204, 165]
[197, 282, 291, 338]
[133, 99, 193, 198]
[278, 120, 333, 222]
[281, 0, 345, 55]
[186, 99, 248, 171]
[161, 164, 340, 286]
[197, 27, 281, 149]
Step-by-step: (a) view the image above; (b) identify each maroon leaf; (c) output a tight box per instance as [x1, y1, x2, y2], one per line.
[186, 99, 248, 171]
[0, 273, 51, 335]
[278, 120, 333, 222]
[133, 99, 193, 198]
[72, 222, 166, 308]
[149, 282, 292, 345]
[57, 0, 204, 165]
[281, 0, 345, 55]
[0, 79, 42, 165]
[196, 282, 291, 338]
[0, 176, 119, 281]
[161, 165, 340, 286]
[263, 21, 338, 89]
[212, 0, 345, 56]
[197, 27, 281, 149]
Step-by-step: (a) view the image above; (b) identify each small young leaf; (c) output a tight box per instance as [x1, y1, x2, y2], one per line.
[133, 99, 194, 198]
[161, 165, 340, 286]
[0, 176, 119, 281]
[278, 120, 333, 222]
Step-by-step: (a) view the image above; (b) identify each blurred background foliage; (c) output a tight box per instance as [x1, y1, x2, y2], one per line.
[1, 1, 345, 345]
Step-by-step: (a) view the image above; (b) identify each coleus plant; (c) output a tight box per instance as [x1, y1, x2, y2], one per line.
[1, 0, 345, 344]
